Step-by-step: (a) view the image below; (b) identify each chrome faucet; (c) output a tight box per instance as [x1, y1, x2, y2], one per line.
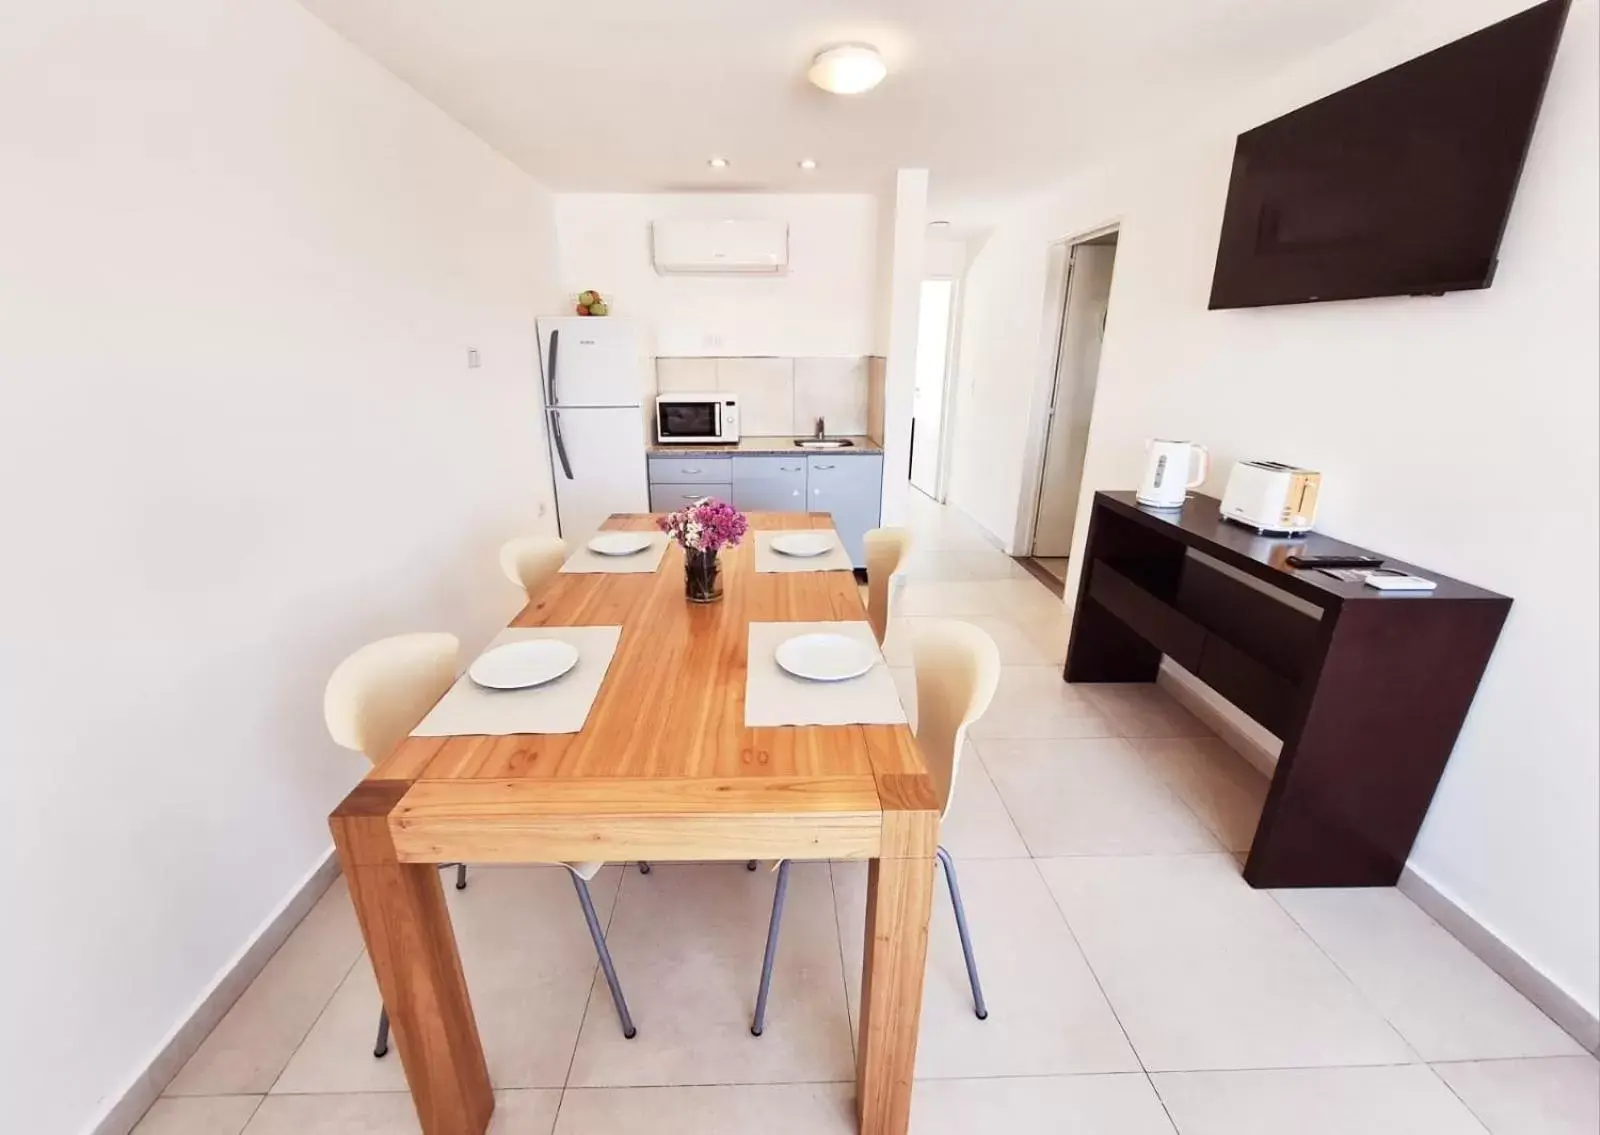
[814, 416, 826, 439]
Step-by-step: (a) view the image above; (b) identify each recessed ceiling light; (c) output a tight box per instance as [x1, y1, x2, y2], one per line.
[798, 158, 817, 170]
[707, 156, 729, 168]
[807, 44, 887, 95]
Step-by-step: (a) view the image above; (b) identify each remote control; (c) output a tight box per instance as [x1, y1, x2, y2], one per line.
[1285, 554, 1385, 570]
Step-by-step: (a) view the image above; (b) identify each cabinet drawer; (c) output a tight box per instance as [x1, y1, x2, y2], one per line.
[648, 456, 732, 485]
[804, 453, 879, 484]
[649, 482, 733, 511]
[732, 455, 808, 483]
[1086, 561, 1206, 674]
[1196, 636, 1297, 738]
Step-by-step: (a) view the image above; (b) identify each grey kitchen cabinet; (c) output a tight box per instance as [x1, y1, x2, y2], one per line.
[649, 482, 733, 512]
[647, 455, 731, 486]
[806, 453, 884, 568]
[647, 454, 734, 512]
[731, 455, 807, 513]
[649, 451, 884, 569]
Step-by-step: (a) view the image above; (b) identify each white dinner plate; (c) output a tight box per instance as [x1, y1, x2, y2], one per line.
[587, 532, 654, 557]
[468, 640, 580, 690]
[774, 632, 876, 683]
[770, 532, 835, 558]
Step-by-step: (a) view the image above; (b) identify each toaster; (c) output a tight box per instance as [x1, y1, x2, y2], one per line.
[1220, 461, 1322, 535]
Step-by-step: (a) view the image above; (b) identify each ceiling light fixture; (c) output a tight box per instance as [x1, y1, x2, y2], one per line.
[798, 158, 817, 170]
[707, 156, 729, 168]
[807, 44, 887, 95]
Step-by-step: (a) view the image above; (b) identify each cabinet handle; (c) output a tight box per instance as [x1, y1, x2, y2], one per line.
[681, 467, 702, 474]
[813, 463, 836, 470]
[780, 465, 802, 472]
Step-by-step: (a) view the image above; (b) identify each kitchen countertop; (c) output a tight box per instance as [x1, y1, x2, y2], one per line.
[647, 435, 883, 456]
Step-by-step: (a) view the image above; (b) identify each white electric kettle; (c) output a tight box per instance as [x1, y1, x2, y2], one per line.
[1137, 439, 1209, 509]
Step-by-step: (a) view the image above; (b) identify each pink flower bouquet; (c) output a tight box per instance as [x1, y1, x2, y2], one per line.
[658, 497, 747, 602]
[657, 496, 748, 555]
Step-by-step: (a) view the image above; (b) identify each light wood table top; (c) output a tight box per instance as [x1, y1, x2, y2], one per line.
[331, 511, 937, 1135]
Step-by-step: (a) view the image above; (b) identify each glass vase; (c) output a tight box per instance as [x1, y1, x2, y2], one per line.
[684, 547, 723, 603]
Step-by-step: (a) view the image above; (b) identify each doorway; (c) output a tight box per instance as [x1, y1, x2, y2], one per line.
[1021, 230, 1118, 595]
[909, 277, 957, 500]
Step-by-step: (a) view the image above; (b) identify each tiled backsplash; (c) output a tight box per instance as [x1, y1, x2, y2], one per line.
[656, 357, 870, 437]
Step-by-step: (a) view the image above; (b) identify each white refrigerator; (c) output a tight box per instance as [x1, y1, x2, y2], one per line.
[536, 317, 649, 546]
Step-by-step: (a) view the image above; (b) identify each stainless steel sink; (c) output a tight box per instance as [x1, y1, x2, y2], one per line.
[793, 438, 855, 449]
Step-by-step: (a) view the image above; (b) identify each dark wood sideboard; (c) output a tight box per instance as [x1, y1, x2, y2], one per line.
[1065, 491, 1511, 888]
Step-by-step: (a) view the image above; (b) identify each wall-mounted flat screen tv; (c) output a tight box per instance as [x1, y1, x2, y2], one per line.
[1208, 0, 1571, 310]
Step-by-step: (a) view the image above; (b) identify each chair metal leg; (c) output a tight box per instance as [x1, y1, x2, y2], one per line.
[569, 871, 637, 1038]
[638, 861, 651, 874]
[937, 846, 988, 1020]
[455, 862, 468, 890]
[750, 860, 791, 1036]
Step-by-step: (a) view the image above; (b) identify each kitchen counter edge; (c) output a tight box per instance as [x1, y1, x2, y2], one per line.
[647, 435, 883, 456]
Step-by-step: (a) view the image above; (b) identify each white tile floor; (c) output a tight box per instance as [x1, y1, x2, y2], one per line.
[140, 490, 1596, 1134]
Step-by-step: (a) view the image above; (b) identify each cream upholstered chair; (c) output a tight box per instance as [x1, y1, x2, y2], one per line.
[863, 527, 912, 646]
[749, 619, 1000, 1035]
[324, 633, 637, 1055]
[324, 633, 470, 903]
[324, 632, 460, 765]
[500, 536, 568, 599]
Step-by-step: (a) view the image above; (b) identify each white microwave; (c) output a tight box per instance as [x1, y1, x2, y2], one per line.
[654, 393, 740, 444]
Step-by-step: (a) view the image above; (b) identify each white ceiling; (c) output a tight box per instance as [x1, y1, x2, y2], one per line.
[299, 0, 1401, 217]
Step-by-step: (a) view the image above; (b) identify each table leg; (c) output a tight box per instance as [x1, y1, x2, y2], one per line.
[856, 807, 937, 1135]
[331, 782, 492, 1135]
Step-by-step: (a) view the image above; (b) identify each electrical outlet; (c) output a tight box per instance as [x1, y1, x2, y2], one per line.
[467, 347, 481, 368]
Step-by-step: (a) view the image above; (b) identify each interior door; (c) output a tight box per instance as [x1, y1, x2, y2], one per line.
[538, 317, 640, 408]
[909, 279, 955, 498]
[1032, 243, 1115, 558]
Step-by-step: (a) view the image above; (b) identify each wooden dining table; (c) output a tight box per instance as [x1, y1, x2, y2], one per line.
[329, 512, 937, 1135]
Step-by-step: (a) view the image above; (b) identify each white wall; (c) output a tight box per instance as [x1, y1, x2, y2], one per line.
[552, 193, 878, 358]
[877, 170, 931, 524]
[950, 0, 1599, 1016]
[924, 233, 974, 279]
[0, 2, 561, 1131]
[874, 193, 898, 358]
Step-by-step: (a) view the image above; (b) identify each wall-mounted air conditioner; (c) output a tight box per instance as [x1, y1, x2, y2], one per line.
[651, 219, 789, 275]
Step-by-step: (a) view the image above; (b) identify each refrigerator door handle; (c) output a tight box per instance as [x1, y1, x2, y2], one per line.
[546, 327, 560, 407]
[549, 408, 574, 480]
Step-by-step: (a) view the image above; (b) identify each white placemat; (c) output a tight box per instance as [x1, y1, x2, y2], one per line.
[745, 621, 906, 727]
[753, 530, 855, 574]
[560, 532, 671, 574]
[412, 626, 623, 736]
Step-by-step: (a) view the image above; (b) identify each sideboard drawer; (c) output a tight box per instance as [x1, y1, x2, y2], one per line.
[649, 482, 733, 511]
[647, 456, 733, 485]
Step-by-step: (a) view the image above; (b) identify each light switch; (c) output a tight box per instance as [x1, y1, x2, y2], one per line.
[467, 348, 481, 368]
